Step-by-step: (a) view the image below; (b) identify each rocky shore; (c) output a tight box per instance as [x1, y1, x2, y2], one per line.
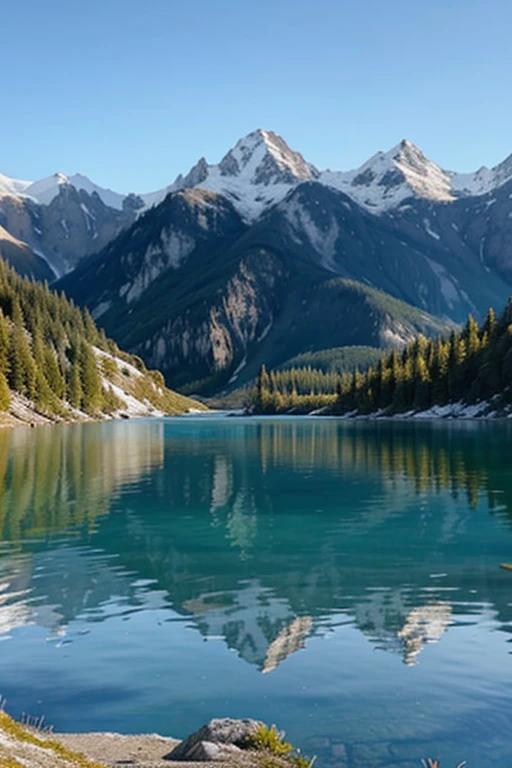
[0, 714, 307, 768]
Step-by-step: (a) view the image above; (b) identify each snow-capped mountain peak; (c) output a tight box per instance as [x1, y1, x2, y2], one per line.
[142, 129, 320, 221]
[0, 172, 32, 198]
[321, 139, 454, 212]
[4, 130, 512, 225]
[450, 151, 512, 198]
[23, 172, 71, 205]
[218, 128, 319, 185]
[22, 172, 126, 210]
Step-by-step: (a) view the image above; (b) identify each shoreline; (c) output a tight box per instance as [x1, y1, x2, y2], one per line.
[0, 393, 207, 431]
[0, 713, 296, 768]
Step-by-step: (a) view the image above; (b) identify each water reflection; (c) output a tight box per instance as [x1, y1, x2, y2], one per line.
[1, 419, 512, 765]
[0, 420, 164, 541]
[0, 419, 511, 668]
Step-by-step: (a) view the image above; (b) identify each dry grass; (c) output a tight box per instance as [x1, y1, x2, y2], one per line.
[0, 712, 107, 768]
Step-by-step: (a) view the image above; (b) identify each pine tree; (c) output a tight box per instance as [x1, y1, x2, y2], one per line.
[0, 309, 10, 376]
[8, 324, 37, 398]
[43, 346, 66, 399]
[31, 330, 54, 408]
[79, 341, 103, 413]
[0, 371, 10, 412]
[67, 358, 83, 409]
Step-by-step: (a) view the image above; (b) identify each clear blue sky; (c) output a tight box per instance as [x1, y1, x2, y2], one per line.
[3, 0, 511, 193]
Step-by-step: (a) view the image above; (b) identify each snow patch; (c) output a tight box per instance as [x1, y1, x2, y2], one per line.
[426, 258, 460, 308]
[423, 218, 440, 240]
[284, 198, 339, 270]
[91, 300, 112, 319]
[257, 318, 273, 342]
[228, 357, 247, 384]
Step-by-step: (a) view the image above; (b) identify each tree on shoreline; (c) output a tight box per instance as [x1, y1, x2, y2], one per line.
[250, 301, 512, 416]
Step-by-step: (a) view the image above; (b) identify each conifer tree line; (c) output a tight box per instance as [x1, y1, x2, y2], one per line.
[251, 300, 512, 415]
[251, 366, 339, 414]
[0, 256, 144, 416]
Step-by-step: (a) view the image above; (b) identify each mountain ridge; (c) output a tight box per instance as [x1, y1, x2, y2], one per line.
[7, 129, 512, 396]
[5, 129, 512, 224]
[57, 184, 453, 394]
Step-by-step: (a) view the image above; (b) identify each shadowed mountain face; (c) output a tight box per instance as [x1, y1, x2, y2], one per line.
[0, 224, 54, 281]
[6, 131, 512, 394]
[58, 185, 455, 393]
[0, 185, 136, 278]
[57, 181, 512, 394]
[2, 418, 512, 765]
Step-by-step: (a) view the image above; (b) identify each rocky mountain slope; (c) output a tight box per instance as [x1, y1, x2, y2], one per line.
[0, 182, 137, 278]
[7, 128, 512, 394]
[5, 127, 512, 277]
[58, 187, 450, 393]
[0, 224, 54, 281]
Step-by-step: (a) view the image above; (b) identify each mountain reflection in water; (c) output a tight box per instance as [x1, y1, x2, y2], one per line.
[0, 418, 512, 767]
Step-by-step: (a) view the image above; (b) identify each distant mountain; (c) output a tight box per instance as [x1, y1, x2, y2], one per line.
[142, 131, 512, 219]
[0, 224, 54, 281]
[321, 139, 512, 213]
[23, 171, 128, 210]
[147, 128, 320, 220]
[245, 181, 511, 320]
[7, 129, 512, 394]
[58, 187, 450, 393]
[0, 184, 137, 277]
[5, 128, 512, 277]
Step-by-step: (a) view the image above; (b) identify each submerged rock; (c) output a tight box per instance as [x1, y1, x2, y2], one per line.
[165, 718, 263, 761]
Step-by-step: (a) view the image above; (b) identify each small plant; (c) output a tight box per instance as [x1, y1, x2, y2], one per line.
[291, 753, 316, 768]
[244, 724, 293, 756]
[101, 357, 118, 378]
[421, 760, 467, 768]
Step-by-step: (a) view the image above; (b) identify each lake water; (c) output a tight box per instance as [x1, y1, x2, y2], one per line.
[1, 417, 512, 767]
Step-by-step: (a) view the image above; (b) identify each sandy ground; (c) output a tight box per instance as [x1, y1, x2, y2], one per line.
[55, 732, 249, 768]
[56, 732, 179, 766]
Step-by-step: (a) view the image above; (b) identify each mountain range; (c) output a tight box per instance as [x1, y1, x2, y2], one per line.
[3, 129, 512, 393]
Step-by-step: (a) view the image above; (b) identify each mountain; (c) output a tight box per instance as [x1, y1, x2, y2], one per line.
[145, 128, 320, 220]
[5, 128, 512, 277]
[23, 171, 127, 209]
[0, 256, 203, 426]
[245, 181, 511, 319]
[0, 224, 54, 281]
[143, 131, 512, 219]
[0, 173, 31, 198]
[0, 183, 137, 277]
[385, 175, 512, 287]
[321, 140, 512, 213]
[8, 128, 512, 394]
[58, 186, 451, 393]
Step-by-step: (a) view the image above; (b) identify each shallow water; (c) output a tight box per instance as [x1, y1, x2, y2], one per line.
[0, 417, 512, 767]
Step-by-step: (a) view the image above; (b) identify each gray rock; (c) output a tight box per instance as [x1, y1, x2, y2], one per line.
[165, 718, 263, 761]
[180, 740, 245, 762]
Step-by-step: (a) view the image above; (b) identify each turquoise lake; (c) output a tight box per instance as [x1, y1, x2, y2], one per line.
[1, 416, 512, 767]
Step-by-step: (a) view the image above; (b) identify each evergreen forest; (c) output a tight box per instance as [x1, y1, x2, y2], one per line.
[251, 301, 512, 416]
[0, 256, 199, 419]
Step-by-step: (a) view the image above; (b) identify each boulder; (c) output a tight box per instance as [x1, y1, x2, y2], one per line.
[165, 718, 263, 761]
